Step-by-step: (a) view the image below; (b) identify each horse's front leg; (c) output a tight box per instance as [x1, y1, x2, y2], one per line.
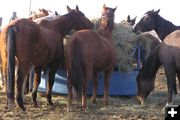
[103, 69, 113, 106]
[91, 71, 98, 104]
[32, 66, 42, 107]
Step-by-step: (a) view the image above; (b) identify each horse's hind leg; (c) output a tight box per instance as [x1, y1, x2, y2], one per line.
[67, 71, 73, 105]
[164, 67, 177, 105]
[46, 63, 59, 105]
[16, 65, 28, 111]
[103, 69, 113, 106]
[32, 66, 42, 107]
[176, 71, 180, 90]
[91, 71, 98, 104]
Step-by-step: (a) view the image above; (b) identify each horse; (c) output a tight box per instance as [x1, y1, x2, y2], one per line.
[65, 4, 116, 111]
[136, 30, 180, 107]
[119, 15, 161, 67]
[133, 9, 180, 40]
[34, 10, 60, 23]
[28, 8, 49, 20]
[0, 5, 93, 111]
[24, 9, 60, 95]
[120, 15, 137, 26]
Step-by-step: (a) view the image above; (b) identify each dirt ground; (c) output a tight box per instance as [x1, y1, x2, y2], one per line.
[0, 67, 179, 120]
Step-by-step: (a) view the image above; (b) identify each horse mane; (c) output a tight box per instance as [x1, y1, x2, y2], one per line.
[155, 14, 180, 40]
[140, 44, 161, 77]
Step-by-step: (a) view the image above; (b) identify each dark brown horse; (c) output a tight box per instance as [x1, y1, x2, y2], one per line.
[136, 30, 180, 106]
[133, 9, 180, 40]
[0, 5, 93, 111]
[65, 4, 116, 111]
[120, 15, 137, 26]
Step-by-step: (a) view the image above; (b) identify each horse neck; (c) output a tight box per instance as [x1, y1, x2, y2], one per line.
[50, 15, 75, 38]
[155, 15, 178, 40]
[98, 25, 113, 40]
[141, 46, 162, 78]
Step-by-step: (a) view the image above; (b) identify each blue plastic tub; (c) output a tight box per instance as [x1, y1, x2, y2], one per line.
[38, 69, 138, 96]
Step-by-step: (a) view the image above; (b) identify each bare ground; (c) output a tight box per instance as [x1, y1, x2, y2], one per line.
[0, 67, 179, 120]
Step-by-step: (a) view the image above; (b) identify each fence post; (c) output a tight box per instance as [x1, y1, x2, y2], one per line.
[0, 17, 2, 31]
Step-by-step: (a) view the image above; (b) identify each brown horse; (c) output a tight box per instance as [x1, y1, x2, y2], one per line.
[136, 30, 180, 107]
[0, 5, 93, 111]
[65, 4, 116, 111]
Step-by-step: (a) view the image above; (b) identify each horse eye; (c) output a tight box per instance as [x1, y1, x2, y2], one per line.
[145, 16, 150, 21]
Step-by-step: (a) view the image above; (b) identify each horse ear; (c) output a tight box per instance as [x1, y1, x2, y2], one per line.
[113, 6, 117, 12]
[42, 9, 46, 13]
[76, 5, 79, 12]
[67, 5, 72, 12]
[127, 15, 130, 22]
[103, 4, 106, 9]
[150, 9, 154, 12]
[55, 11, 58, 16]
[155, 9, 160, 14]
[32, 11, 36, 15]
[132, 16, 137, 21]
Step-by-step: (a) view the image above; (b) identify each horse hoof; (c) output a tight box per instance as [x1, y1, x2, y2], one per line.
[67, 105, 73, 112]
[136, 96, 145, 106]
[103, 101, 109, 106]
[32, 102, 38, 108]
[21, 107, 26, 111]
[47, 101, 53, 106]
[82, 107, 88, 112]
[91, 98, 96, 104]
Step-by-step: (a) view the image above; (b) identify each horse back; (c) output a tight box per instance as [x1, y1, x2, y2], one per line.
[159, 30, 180, 67]
[69, 29, 116, 71]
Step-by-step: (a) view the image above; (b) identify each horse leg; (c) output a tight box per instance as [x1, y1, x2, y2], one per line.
[16, 65, 28, 111]
[67, 70, 73, 112]
[21, 72, 28, 104]
[103, 69, 113, 106]
[164, 67, 177, 105]
[32, 66, 42, 107]
[81, 69, 92, 111]
[28, 66, 34, 92]
[176, 71, 180, 90]
[46, 63, 59, 105]
[24, 73, 29, 95]
[91, 71, 98, 104]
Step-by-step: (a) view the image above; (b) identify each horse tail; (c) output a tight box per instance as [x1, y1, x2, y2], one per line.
[71, 39, 84, 94]
[6, 26, 16, 106]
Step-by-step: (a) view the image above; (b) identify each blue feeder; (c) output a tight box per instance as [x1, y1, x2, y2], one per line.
[38, 69, 138, 96]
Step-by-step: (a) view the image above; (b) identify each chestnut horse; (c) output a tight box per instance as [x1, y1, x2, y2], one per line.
[65, 4, 116, 111]
[0, 9, 50, 89]
[136, 30, 180, 107]
[0, 5, 93, 111]
[28, 8, 49, 20]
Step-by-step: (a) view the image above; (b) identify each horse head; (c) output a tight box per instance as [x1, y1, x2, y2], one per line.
[136, 69, 155, 105]
[133, 9, 160, 34]
[29, 8, 49, 20]
[127, 15, 137, 26]
[100, 4, 117, 30]
[66, 5, 94, 30]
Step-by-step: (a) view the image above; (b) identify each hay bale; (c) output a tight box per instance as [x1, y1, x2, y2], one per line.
[64, 18, 160, 72]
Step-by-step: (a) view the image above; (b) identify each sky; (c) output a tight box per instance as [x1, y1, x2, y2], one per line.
[0, 0, 180, 28]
